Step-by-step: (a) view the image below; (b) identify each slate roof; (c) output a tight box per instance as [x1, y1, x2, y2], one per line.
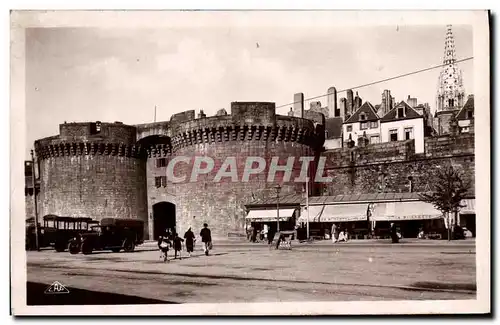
[344, 102, 380, 124]
[380, 101, 423, 122]
[324, 117, 343, 139]
[456, 95, 474, 120]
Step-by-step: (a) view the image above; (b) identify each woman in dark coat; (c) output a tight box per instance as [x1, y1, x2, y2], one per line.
[184, 227, 196, 257]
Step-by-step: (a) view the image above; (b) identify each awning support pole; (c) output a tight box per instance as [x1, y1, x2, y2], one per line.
[306, 177, 310, 240]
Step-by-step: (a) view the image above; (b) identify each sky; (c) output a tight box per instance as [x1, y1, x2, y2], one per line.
[25, 20, 473, 158]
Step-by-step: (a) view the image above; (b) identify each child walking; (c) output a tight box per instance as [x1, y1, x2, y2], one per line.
[158, 233, 171, 263]
[173, 233, 184, 260]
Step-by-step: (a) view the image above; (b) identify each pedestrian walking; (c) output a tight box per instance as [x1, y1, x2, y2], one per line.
[158, 233, 172, 263]
[173, 233, 184, 260]
[331, 223, 339, 243]
[184, 227, 196, 257]
[267, 226, 276, 245]
[200, 223, 212, 256]
[390, 223, 399, 243]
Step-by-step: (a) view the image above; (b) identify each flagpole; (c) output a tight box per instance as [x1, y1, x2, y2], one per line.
[154, 105, 157, 123]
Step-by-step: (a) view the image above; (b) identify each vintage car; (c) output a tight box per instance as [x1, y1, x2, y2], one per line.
[26, 215, 98, 251]
[68, 218, 144, 255]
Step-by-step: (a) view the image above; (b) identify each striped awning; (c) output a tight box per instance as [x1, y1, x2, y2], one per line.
[245, 208, 296, 222]
[321, 204, 369, 222]
[298, 205, 325, 223]
[370, 201, 443, 221]
[460, 199, 475, 214]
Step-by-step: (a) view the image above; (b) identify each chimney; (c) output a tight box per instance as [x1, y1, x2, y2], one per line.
[346, 89, 354, 117]
[293, 93, 304, 118]
[339, 98, 347, 120]
[327, 87, 338, 119]
[354, 91, 362, 110]
[198, 109, 206, 118]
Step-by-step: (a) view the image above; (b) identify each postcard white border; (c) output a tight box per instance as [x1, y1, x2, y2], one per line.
[10, 10, 490, 316]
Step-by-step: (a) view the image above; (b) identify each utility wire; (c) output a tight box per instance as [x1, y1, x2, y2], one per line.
[275, 56, 474, 109]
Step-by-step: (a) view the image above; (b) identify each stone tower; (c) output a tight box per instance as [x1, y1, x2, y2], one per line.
[435, 25, 466, 135]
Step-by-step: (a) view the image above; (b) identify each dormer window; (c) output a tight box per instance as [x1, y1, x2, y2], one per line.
[397, 107, 405, 118]
[360, 113, 366, 121]
[467, 110, 473, 119]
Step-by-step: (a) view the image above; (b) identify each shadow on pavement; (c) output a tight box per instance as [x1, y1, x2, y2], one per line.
[411, 281, 477, 291]
[26, 282, 178, 305]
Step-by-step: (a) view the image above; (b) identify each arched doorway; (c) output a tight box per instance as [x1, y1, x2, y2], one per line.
[152, 202, 176, 240]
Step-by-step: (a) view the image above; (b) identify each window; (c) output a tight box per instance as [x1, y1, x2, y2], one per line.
[370, 121, 378, 128]
[154, 176, 168, 188]
[448, 99, 454, 107]
[389, 129, 398, 142]
[156, 158, 167, 168]
[370, 135, 380, 144]
[360, 113, 366, 121]
[461, 127, 470, 133]
[397, 107, 404, 118]
[360, 122, 368, 130]
[346, 125, 353, 132]
[155, 176, 167, 187]
[404, 127, 413, 140]
[467, 110, 473, 119]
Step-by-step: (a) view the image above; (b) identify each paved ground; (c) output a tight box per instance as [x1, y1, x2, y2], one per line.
[26, 239, 476, 304]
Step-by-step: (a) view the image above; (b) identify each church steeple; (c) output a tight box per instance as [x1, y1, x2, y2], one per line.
[436, 25, 465, 113]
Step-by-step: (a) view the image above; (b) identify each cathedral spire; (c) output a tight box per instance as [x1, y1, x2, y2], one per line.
[442, 24, 457, 65]
[436, 24, 465, 113]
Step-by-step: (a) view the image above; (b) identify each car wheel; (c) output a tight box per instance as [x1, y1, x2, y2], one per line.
[123, 239, 135, 252]
[68, 241, 81, 254]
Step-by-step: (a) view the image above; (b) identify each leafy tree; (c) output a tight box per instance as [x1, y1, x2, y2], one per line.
[419, 165, 470, 240]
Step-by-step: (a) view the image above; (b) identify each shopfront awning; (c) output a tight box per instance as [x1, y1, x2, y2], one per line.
[320, 204, 369, 222]
[370, 201, 443, 221]
[245, 208, 297, 222]
[460, 199, 475, 214]
[298, 205, 325, 223]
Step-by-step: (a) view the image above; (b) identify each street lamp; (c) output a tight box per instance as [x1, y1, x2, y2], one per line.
[274, 184, 281, 232]
[30, 149, 40, 251]
[304, 177, 310, 240]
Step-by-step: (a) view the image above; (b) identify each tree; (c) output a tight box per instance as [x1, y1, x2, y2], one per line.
[418, 165, 470, 240]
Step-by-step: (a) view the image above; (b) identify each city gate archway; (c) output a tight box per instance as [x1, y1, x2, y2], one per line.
[152, 202, 176, 240]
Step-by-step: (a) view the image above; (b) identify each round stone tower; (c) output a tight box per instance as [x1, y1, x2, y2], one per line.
[34, 121, 148, 235]
[137, 102, 324, 239]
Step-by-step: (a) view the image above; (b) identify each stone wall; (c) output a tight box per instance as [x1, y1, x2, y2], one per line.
[34, 122, 149, 236]
[37, 155, 148, 231]
[142, 102, 322, 238]
[321, 133, 475, 196]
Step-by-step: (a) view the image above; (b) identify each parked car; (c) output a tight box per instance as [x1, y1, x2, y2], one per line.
[68, 218, 144, 255]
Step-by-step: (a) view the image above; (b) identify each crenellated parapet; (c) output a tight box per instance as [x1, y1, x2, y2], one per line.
[146, 143, 172, 158]
[135, 102, 324, 152]
[35, 142, 147, 160]
[169, 124, 319, 152]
